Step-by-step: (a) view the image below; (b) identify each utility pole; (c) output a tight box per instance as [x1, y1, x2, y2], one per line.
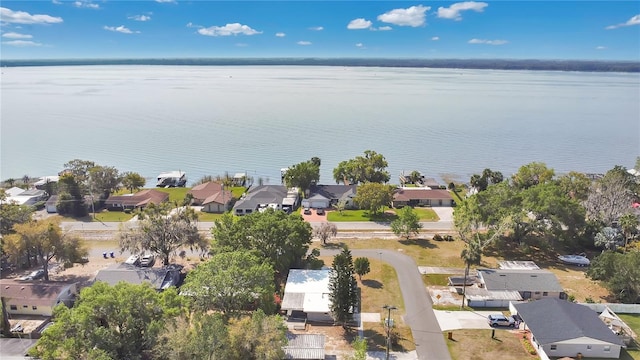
[383, 304, 397, 360]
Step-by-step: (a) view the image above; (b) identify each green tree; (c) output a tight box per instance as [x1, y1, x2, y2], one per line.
[22, 174, 30, 186]
[619, 213, 639, 251]
[333, 150, 390, 184]
[89, 165, 121, 200]
[556, 171, 591, 201]
[57, 173, 88, 217]
[283, 160, 320, 196]
[587, 251, 640, 303]
[469, 168, 504, 192]
[511, 162, 555, 189]
[121, 172, 146, 193]
[336, 199, 347, 214]
[310, 156, 321, 168]
[181, 250, 275, 315]
[349, 337, 368, 360]
[594, 227, 623, 251]
[329, 247, 358, 325]
[409, 170, 422, 185]
[119, 203, 207, 265]
[211, 209, 312, 276]
[390, 206, 422, 239]
[314, 222, 338, 245]
[155, 313, 229, 360]
[227, 310, 287, 360]
[31, 282, 183, 360]
[3, 219, 87, 280]
[63, 159, 97, 184]
[3, 178, 16, 187]
[353, 182, 395, 215]
[460, 238, 482, 308]
[354, 257, 370, 281]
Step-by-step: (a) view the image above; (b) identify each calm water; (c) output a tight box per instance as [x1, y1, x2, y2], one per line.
[1, 66, 638, 185]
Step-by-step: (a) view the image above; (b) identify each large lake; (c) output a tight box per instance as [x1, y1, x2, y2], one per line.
[1, 66, 638, 185]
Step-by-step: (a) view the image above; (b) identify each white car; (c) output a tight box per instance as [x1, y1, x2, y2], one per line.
[19, 269, 45, 281]
[487, 314, 515, 327]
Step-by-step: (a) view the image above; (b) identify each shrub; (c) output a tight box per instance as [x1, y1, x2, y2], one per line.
[568, 294, 576, 302]
[585, 296, 595, 303]
[521, 337, 537, 355]
[444, 235, 454, 241]
[433, 234, 444, 241]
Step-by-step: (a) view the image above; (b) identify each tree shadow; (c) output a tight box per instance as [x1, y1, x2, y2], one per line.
[361, 279, 383, 289]
[322, 242, 346, 250]
[399, 238, 437, 249]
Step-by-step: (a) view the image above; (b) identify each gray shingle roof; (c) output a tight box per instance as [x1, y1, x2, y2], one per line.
[479, 269, 564, 293]
[308, 185, 357, 201]
[95, 263, 179, 290]
[514, 298, 624, 346]
[233, 185, 287, 211]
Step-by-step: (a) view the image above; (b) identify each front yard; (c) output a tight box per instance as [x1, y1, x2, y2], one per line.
[327, 207, 439, 222]
[445, 329, 537, 360]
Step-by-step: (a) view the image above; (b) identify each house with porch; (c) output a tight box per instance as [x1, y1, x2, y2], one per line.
[281, 269, 333, 323]
[233, 185, 290, 216]
[104, 189, 169, 211]
[512, 298, 625, 359]
[392, 188, 454, 208]
[187, 182, 232, 213]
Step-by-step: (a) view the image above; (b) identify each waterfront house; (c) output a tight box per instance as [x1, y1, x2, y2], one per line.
[281, 269, 333, 323]
[0, 187, 46, 206]
[392, 188, 454, 208]
[0, 280, 77, 317]
[104, 189, 169, 211]
[513, 298, 624, 359]
[233, 185, 289, 215]
[300, 184, 357, 209]
[187, 182, 232, 213]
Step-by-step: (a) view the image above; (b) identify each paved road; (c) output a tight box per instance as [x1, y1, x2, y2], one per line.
[322, 249, 451, 360]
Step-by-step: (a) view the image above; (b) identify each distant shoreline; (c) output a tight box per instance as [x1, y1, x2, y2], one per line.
[1, 58, 639, 73]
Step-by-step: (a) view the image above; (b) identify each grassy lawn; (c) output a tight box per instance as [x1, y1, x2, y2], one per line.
[153, 187, 190, 203]
[94, 211, 134, 222]
[422, 274, 453, 286]
[197, 212, 225, 222]
[228, 186, 246, 199]
[327, 208, 438, 222]
[445, 329, 537, 360]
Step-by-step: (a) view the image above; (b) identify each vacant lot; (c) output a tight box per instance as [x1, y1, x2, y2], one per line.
[445, 329, 537, 360]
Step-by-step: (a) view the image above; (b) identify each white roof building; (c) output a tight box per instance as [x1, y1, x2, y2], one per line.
[281, 269, 332, 322]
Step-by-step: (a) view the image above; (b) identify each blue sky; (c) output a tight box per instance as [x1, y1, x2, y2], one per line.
[1, 1, 639, 60]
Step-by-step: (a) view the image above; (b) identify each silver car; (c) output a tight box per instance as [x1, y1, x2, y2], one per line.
[487, 314, 515, 327]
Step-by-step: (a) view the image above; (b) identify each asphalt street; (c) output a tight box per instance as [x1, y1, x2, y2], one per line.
[321, 249, 451, 360]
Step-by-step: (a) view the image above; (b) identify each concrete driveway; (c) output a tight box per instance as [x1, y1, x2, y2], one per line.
[431, 207, 453, 222]
[434, 310, 497, 331]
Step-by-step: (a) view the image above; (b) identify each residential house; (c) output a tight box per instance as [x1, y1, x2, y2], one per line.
[281, 269, 333, 323]
[187, 182, 232, 213]
[0, 280, 77, 317]
[45, 195, 58, 213]
[0, 187, 46, 206]
[94, 263, 182, 291]
[104, 189, 169, 211]
[392, 188, 454, 208]
[283, 334, 326, 360]
[233, 185, 289, 216]
[33, 176, 59, 190]
[465, 269, 566, 307]
[513, 298, 625, 359]
[300, 184, 357, 209]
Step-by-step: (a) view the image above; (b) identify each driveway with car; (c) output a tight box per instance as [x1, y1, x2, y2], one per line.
[434, 310, 498, 331]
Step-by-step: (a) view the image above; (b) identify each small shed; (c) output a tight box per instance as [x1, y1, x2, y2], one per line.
[45, 195, 58, 213]
[283, 334, 325, 360]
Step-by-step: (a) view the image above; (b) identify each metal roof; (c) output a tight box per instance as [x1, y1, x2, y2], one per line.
[478, 269, 564, 293]
[283, 334, 325, 360]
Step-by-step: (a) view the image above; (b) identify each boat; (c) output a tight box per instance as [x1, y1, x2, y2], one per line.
[156, 171, 187, 187]
[558, 255, 590, 267]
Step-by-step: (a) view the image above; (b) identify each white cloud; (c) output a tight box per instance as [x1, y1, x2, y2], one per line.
[355, 43, 365, 48]
[275, 32, 286, 37]
[2, 40, 42, 47]
[129, 15, 151, 21]
[155, 0, 176, 3]
[377, 26, 393, 31]
[74, 1, 100, 9]
[377, 5, 430, 27]
[104, 25, 139, 34]
[468, 38, 508, 45]
[297, 40, 312, 45]
[186, 22, 199, 28]
[198, 23, 262, 36]
[347, 18, 372, 30]
[437, 1, 488, 21]
[52, 0, 62, 4]
[235, 43, 248, 47]
[2, 32, 32, 39]
[0, 7, 63, 24]
[309, 26, 323, 31]
[596, 46, 607, 50]
[605, 14, 640, 30]
[431, 36, 440, 41]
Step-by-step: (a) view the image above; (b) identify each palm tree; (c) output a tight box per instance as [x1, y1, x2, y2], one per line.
[409, 170, 421, 185]
[22, 175, 30, 186]
[460, 237, 482, 308]
[4, 178, 16, 187]
[619, 213, 639, 252]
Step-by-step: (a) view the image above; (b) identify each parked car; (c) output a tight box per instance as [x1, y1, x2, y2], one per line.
[316, 208, 325, 215]
[303, 208, 312, 215]
[140, 254, 155, 267]
[124, 255, 140, 266]
[487, 314, 515, 327]
[19, 269, 45, 281]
